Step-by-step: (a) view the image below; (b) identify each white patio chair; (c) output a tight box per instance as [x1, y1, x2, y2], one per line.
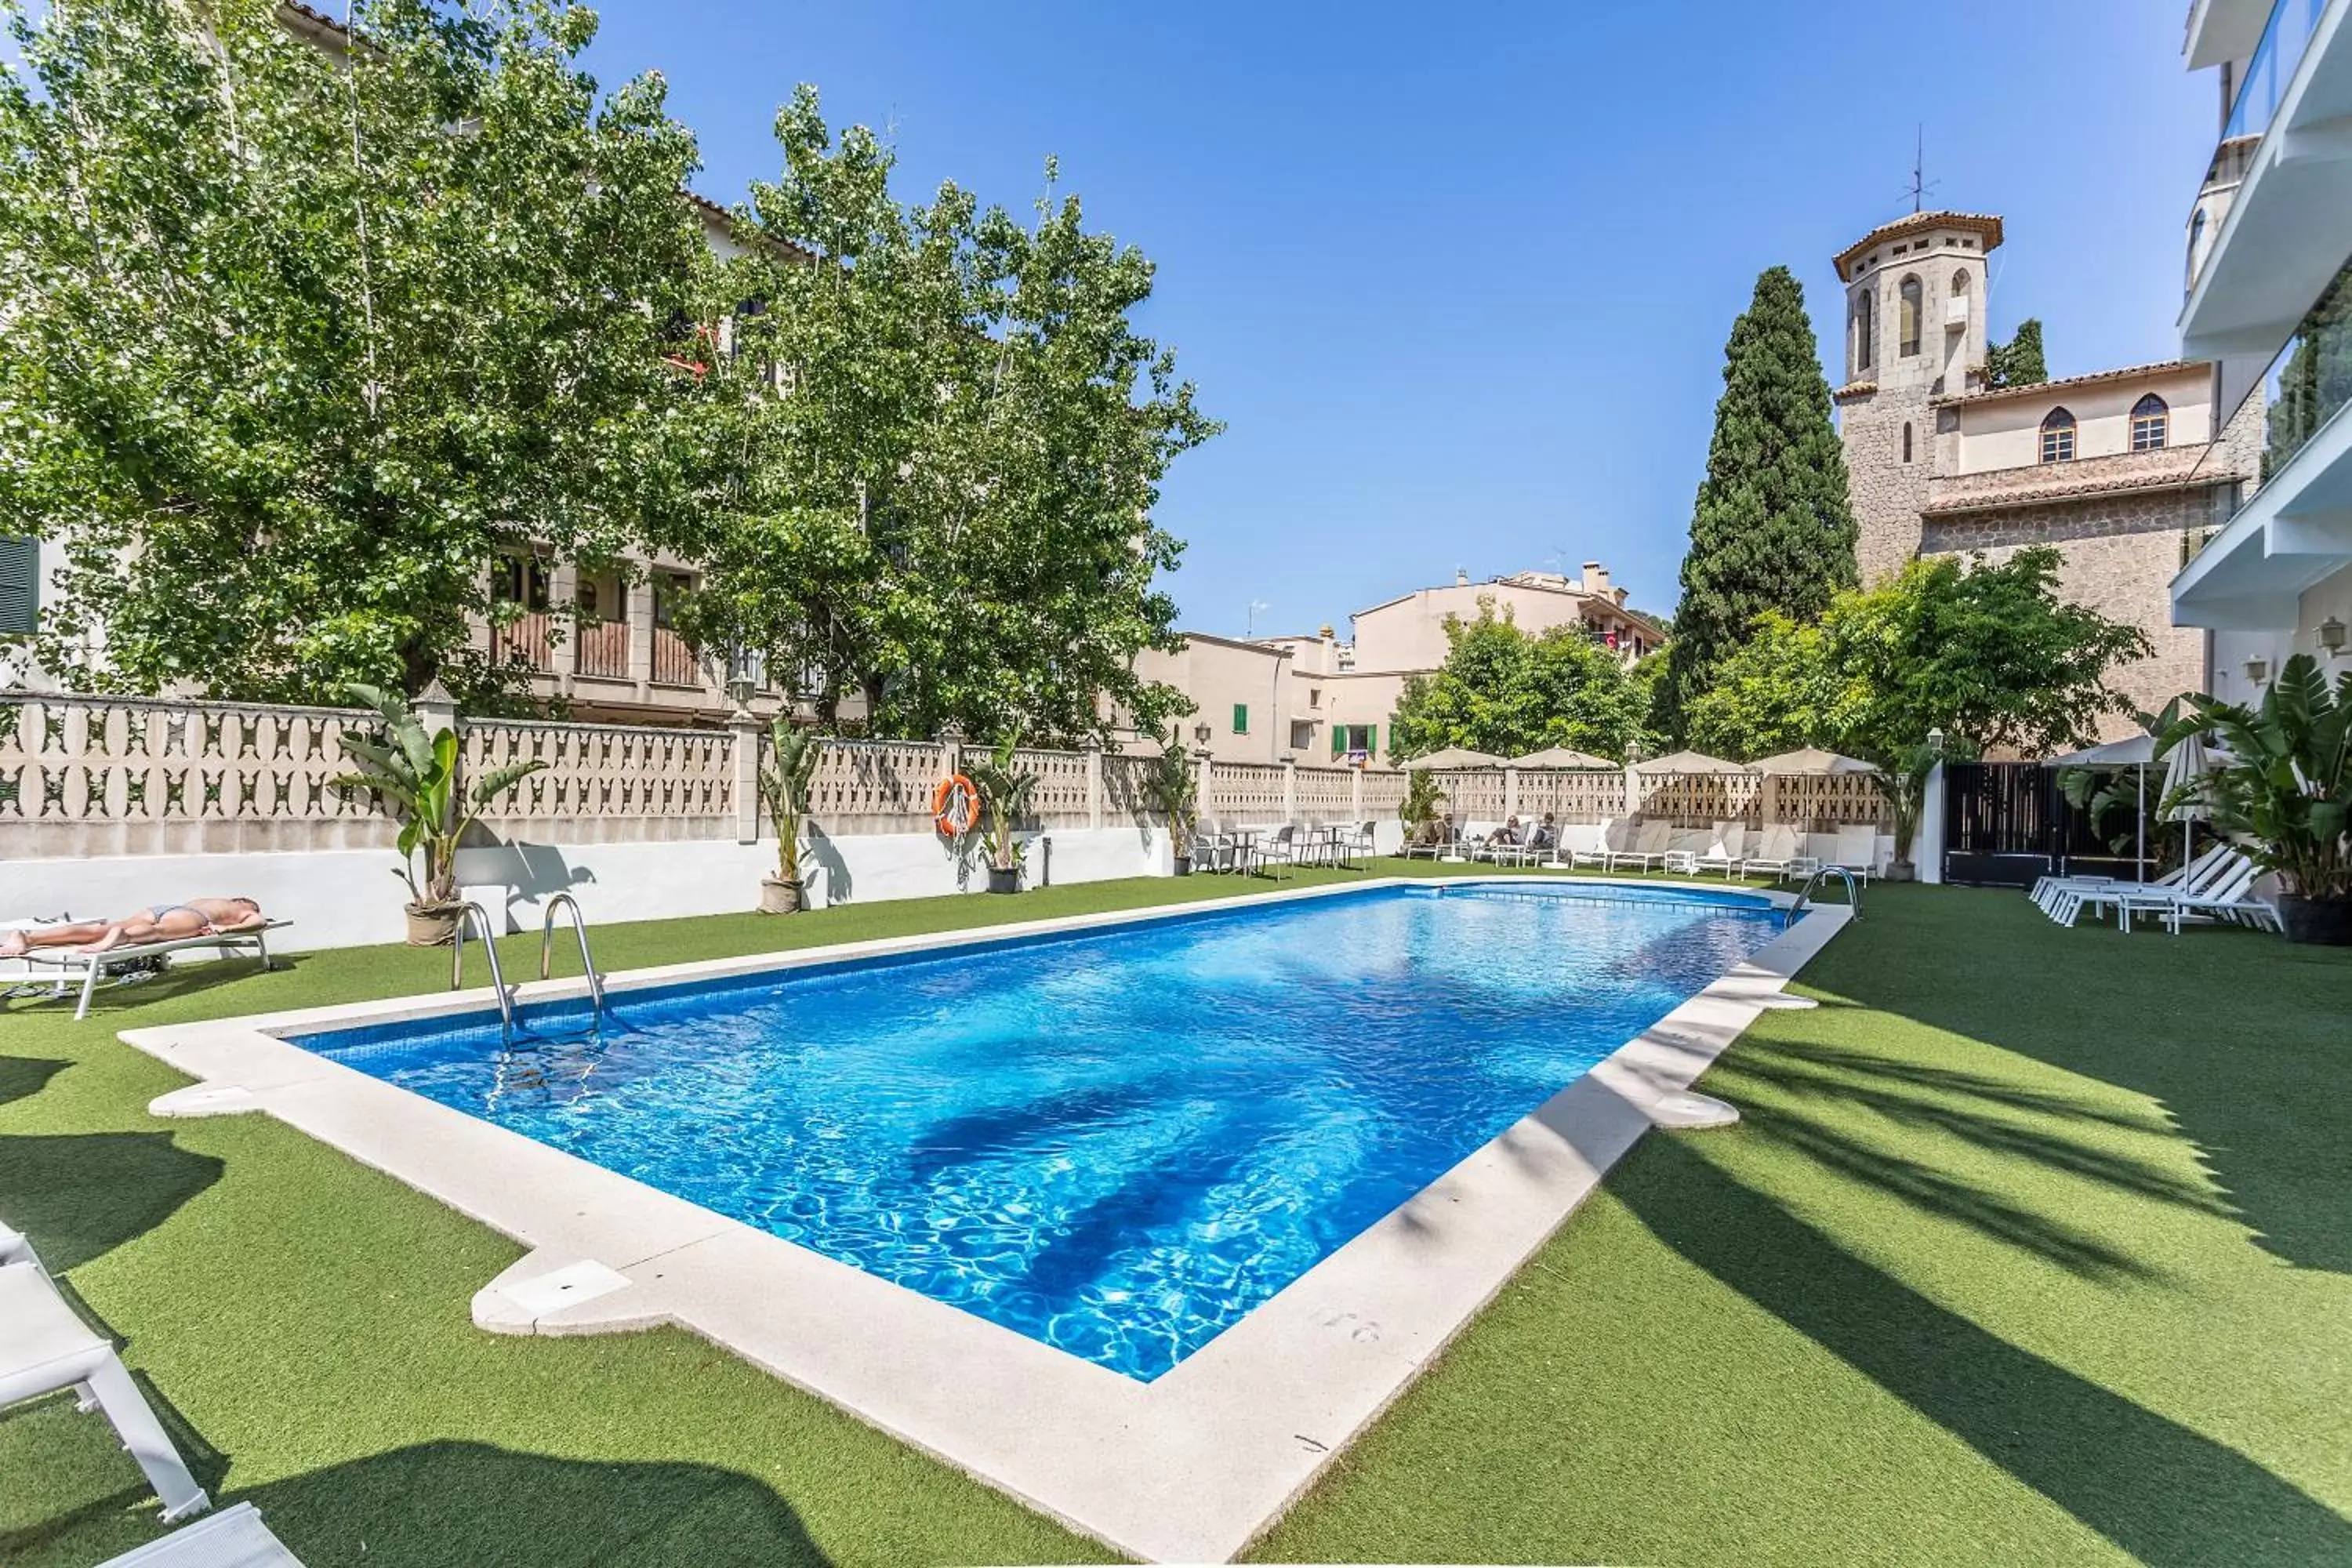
[1694, 822, 1748, 879]
[1738, 823, 1806, 882]
[1, 1261, 211, 1524]
[1567, 818, 1617, 869]
[1607, 818, 1674, 873]
[1824, 824, 1881, 884]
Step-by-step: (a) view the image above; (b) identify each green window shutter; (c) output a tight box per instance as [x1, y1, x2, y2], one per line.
[1331, 724, 1344, 758]
[1367, 724, 1378, 759]
[1232, 702, 1247, 735]
[0, 536, 37, 636]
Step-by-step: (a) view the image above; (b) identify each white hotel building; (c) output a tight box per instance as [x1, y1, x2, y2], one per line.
[2172, 0, 2352, 695]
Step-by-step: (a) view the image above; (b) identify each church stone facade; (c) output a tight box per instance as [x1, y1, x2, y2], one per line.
[1830, 210, 2254, 736]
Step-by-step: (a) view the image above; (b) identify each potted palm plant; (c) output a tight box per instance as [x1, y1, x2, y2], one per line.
[2159, 655, 2351, 944]
[1861, 735, 1973, 881]
[759, 717, 823, 913]
[967, 734, 1038, 894]
[333, 684, 548, 946]
[1149, 739, 1200, 873]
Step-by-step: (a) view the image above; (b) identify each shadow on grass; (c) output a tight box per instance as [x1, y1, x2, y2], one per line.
[248, 1439, 832, 1568]
[0, 951, 312, 1024]
[0, 1054, 69, 1108]
[0, 1132, 223, 1272]
[1809, 885, 2352, 1274]
[1617, 1131, 2352, 1566]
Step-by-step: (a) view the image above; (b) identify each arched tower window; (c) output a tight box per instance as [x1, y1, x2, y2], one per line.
[2040, 406, 2077, 463]
[1854, 287, 1877, 375]
[1902, 422, 1914, 463]
[2132, 393, 2170, 451]
[1899, 275, 1923, 357]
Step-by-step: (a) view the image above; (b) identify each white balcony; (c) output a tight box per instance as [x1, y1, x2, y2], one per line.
[2172, 351, 2352, 627]
[2180, 0, 2352, 361]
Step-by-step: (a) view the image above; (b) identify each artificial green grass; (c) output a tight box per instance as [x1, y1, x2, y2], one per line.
[1251, 880, 2352, 1566]
[3, 867, 2347, 1565]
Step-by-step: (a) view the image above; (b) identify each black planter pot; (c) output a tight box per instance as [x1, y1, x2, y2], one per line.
[1172, 855, 1193, 877]
[986, 866, 1022, 895]
[2278, 895, 2352, 946]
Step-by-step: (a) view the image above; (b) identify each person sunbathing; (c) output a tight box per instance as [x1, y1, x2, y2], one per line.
[0, 898, 266, 958]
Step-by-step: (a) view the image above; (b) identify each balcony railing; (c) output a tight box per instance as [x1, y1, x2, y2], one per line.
[491, 610, 554, 673]
[2190, 250, 2352, 562]
[652, 627, 701, 687]
[2223, 0, 2327, 144]
[575, 619, 630, 680]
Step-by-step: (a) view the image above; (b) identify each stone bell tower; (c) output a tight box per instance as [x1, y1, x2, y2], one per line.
[1831, 211, 2004, 582]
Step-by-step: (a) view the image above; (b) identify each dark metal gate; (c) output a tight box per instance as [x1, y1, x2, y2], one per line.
[1942, 760, 2154, 887]
[1941, 762, 2060, 887]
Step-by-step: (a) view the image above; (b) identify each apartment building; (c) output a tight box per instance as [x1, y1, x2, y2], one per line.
[1133, 564, 1664, 767]
[2169, 0, 2352, 698]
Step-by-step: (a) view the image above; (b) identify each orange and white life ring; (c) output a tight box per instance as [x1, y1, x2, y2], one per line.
[933, 773, 980, 837]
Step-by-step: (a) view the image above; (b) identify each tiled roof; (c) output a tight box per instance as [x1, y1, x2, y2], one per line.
[1832, 379, 1878, 402]
[1922, 448, 2236, 515]
[1932, 360, 2208, 408]
[1833, 211, 2004, 272]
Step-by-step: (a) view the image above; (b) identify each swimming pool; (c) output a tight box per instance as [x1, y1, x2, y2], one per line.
[293, 881, 1789, 1381]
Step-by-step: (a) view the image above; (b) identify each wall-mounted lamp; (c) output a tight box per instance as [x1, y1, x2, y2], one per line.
[2244, 655, 2271, 686]
[2320, 616, 2347, 656]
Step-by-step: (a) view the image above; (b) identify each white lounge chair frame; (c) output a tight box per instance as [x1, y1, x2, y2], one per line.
[2, 1259, 211, 1523]
[3, 922, 289, 1022]
[98, 1503, 303, 1568]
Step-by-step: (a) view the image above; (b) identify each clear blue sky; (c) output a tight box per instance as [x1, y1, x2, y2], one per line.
[611, 4, 2204, 637]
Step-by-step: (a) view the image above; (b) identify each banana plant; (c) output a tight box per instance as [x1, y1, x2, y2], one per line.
[967, 733, 1039, 873]
[332, 684, 548, 908]
[760, 717, 824, 909]
[2158, 654, 2352, 901]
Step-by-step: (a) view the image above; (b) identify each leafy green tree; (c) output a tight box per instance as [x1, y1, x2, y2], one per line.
[1660, 266, 1858, 740]
[1684, 547, 2152, 764]
[1985, 318, 2049, 388]
[1390, 600, 1653, 761]
[666, 87, 1216, 745]
[0, 0, 713, 706]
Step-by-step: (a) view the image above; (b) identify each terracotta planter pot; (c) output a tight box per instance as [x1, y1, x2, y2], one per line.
[758, 876, 804, 915]
[405, 902, 463, 947]
[986, 866, 1022, 895]
[2278, 895, 2352, 946]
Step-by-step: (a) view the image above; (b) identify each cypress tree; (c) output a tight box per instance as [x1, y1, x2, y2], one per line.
[1986, 318, 2049, 387]
[1661, 266, 1858, 742]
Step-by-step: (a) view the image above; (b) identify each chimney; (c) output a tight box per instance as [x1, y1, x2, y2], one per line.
[1582, 561, 1610, 596]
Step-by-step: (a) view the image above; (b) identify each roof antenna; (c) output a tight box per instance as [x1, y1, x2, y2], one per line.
[1904, 124, 1940, 215]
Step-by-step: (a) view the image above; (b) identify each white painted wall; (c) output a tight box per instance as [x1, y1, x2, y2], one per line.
[5, 826, 1173, 953]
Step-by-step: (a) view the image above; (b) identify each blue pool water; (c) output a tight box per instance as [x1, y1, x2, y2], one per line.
[296, 882, 1787, 1380]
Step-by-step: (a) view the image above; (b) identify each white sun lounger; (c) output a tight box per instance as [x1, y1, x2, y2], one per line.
[1693, 822, 1748, 879]
[3, 922, 289, 1022]
[98, 1503, 304, 1567]
[2031, 842, 2234, 920]
[1607, 818, 1674, 872]
[1568, 818, 1617, 869]
[1, 1261, 211, 1524]
[1738, 823, 1808, 881]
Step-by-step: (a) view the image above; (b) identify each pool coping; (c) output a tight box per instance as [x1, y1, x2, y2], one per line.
[118, 876, 1849, 1563]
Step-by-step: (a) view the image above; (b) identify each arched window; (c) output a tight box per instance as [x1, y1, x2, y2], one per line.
[1854, 288, 1877, 374]
[2040, 406, 2077, 463]
[1899, 275, 1923, 356]
[2132, 393, 2169, 451]
[1902, 422, 1914, 463]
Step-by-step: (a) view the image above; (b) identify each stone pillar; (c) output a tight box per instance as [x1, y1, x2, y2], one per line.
[549, 561, 579, 691]
[1623, 750, 1644, 823]
[1085, 740, 1104, 831]
[729, 707, 762, 846]
[938, 722, 964, 784]
[411, 678, 458, 742]
[626, 571, 656, 703]
[1349, 759, 1364, 823]
[1193, 747, 1214, 830]
[1280, 752, 1297, 822]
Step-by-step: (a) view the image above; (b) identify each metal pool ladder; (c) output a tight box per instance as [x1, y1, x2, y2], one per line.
[539, 892, 606, 1011]
[1788, 866, 1861, 925]
[451, 901, 518, 1042]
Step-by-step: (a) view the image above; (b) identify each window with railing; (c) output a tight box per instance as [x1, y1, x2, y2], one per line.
[2223, 0, 2327, 146]
[572, 571, 630, 679]
[492, 554, 554, 672]
[651, 571, 700, 686]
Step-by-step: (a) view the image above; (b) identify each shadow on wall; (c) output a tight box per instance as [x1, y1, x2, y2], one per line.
[1615, 1129, 2352, 1566]
[246, 1440, 833, 1568]
[803, 826, 854, 909]
[0, 1127, 223, 1274]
